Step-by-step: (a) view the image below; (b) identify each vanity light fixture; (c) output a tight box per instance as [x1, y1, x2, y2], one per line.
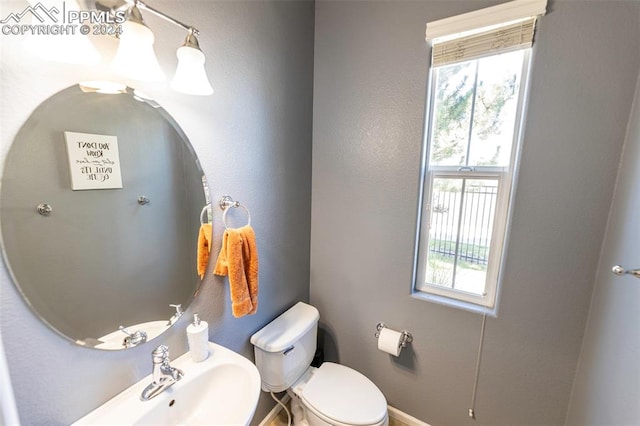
[111, 4, 165, 82]
[170, 29, 214, 96]
[110, 0, 214, 96]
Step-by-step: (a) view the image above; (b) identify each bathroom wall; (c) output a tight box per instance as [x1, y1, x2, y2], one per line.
[0, 0, 314, 424]
[0, 332, 19, 426]
[310, 1, 640, 425]
[565, 72, 640, 425]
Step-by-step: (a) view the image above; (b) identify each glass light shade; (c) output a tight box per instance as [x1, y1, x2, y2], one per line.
[112, 20, 165, 82]
[170, 46, 214, 96]
[23, 6, 100, 65]
[24, 31, 101, 65]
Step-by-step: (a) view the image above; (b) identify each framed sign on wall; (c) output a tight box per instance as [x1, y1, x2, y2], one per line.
[64, 131, 123, 190]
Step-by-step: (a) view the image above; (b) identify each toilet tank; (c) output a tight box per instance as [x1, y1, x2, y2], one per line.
[250, 302, 320, 392]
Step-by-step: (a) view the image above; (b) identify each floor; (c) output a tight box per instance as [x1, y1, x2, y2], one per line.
[268, 404, 290, 426]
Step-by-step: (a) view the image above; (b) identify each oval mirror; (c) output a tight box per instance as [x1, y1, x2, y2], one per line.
[0, 84, 209, 350]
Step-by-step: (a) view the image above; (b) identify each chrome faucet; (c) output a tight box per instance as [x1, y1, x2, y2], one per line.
[140, 345, 184, 401]
[119, 326, 147, 348]
[167, 304, 183, 326]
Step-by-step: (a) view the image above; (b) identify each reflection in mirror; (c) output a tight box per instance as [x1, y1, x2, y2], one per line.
[0, 84, 208, 350]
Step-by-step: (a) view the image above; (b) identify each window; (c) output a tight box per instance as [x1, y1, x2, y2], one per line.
[413, 0, 546, 314]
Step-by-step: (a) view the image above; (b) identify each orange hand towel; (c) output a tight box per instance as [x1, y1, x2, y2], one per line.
[214, 225, 259, 318]
[197, 223, 213, 279]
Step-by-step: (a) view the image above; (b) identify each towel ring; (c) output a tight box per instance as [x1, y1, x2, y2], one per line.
[222, 203, 251, 229]
[199, 203, 211, 226]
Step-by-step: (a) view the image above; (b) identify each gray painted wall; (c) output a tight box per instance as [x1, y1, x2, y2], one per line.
[566, 74, 640, 426]
[0, 0, 314, 424]
[0, 332, 19, 426]
[310, 1, 640, 425]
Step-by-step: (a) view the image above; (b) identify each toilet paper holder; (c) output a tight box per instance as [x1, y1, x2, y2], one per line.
[375, 322, 413, 348]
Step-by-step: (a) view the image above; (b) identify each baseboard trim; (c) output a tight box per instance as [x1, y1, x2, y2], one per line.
[387, 405, 430, 426]
[258, 393, 291, 426]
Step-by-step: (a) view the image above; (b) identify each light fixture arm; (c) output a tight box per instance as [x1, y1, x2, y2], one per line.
[134, 0, 199, 35]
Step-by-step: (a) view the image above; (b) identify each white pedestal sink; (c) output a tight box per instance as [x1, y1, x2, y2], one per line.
[73, 342, 261, 425]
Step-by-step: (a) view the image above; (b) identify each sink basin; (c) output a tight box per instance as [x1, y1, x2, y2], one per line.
[73, 342, 261, 425]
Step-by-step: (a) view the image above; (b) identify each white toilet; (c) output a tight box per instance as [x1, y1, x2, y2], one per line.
[251, 302, 389, 426]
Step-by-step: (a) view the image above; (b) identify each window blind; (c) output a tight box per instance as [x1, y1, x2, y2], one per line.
[431, 17, 537, 67]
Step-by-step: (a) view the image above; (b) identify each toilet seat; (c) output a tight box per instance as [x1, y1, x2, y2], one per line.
[302, 400, 388, 426]
[300, 363, 387, 426]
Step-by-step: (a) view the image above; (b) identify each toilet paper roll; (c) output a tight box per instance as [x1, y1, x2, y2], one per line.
[377, 327, 403, 357]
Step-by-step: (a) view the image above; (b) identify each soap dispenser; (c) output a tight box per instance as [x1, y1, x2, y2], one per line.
[187, 313, 209, 362]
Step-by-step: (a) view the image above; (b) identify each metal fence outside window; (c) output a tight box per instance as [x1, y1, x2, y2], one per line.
[429, 183, 498, 265]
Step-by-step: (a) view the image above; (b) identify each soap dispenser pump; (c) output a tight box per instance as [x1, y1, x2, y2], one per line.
[186, 313, 209, 362]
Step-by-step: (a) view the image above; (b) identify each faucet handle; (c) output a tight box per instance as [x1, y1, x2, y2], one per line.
[119, 326, 148, 348]
[153, 344, 169, 355]
[151, 345, 169, 362]
[167, 304, 184, 326]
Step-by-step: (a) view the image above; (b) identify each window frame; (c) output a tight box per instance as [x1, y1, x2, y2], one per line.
[412, 49, 533, 315]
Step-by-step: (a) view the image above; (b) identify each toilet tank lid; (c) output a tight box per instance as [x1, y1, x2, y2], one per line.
[251, 302, 320, 352]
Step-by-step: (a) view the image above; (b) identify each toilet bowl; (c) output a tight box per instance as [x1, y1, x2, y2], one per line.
[250, 302, 388, 426]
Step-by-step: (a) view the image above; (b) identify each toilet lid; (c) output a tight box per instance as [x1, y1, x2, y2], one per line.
[301, 363, 387, 426]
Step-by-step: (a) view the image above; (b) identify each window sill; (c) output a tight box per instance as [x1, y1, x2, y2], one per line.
[410, 290, 498, 317]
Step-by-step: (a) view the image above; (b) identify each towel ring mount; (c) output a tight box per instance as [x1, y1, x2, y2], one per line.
[219, 195, 240, 210]
[219, 195, 251, 229]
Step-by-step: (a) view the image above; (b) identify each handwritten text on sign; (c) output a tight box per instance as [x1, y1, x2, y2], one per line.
[64, 131, 123, 190]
